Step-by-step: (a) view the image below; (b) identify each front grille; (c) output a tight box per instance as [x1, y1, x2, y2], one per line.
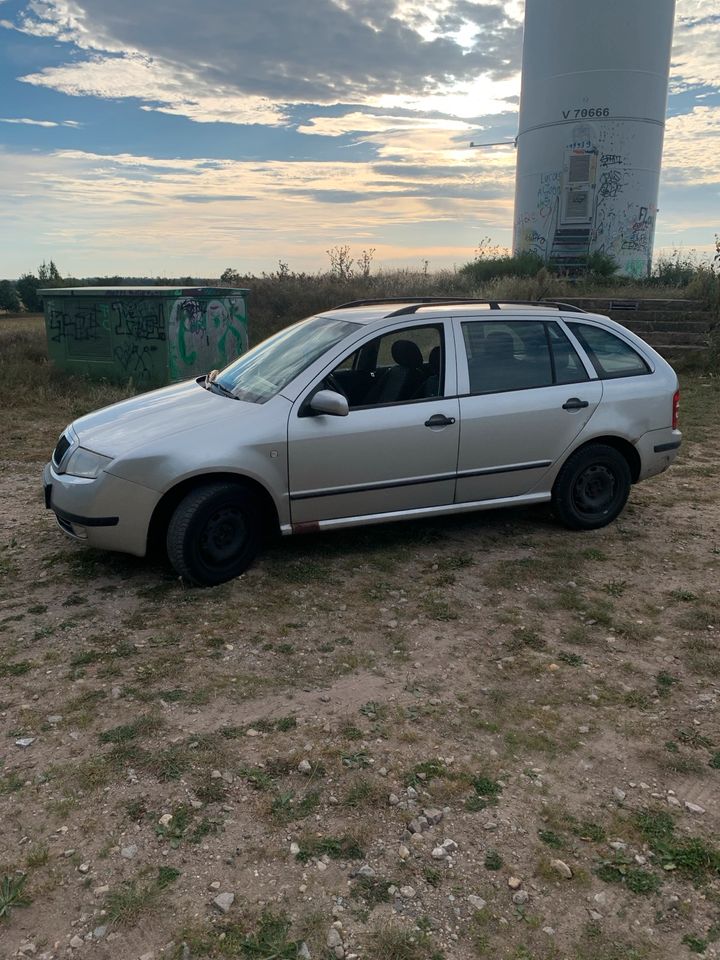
[53, 432, 71, 467]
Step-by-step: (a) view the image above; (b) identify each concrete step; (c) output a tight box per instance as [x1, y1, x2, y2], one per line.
[562, 297, 706, 313]
[620, 318, 710, 333]
[634, 330, 708, 346]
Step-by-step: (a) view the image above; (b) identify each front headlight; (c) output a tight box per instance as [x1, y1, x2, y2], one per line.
[64, 447, 113, 479]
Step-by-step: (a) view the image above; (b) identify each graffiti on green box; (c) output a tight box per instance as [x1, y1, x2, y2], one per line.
[167, 298, 248, 382]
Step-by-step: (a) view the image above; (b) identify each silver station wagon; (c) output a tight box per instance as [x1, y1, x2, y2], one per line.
[43, 299, 682, 585]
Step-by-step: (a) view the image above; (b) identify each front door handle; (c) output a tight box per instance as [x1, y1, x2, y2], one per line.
[562, 397, 589, 411]
[425, 413, 456, 427]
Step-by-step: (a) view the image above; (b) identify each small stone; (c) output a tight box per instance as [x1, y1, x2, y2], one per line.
[120, 845, 137, 860]
[612, 787, 626, 801]
[608, 841, 627, 851]
[213, 892, 235, 914]
[298, 945, 311, 960]
[667, 794, 681, 807]
[407, 818, 426, 835]
[357, 864, 376, 879]
[508, 877, 522, 890]
[246, 728, 260, 737]
[15, 738, 35, 749]
[158, 813, 173, 827]
[685, 801, 705, 814]
[423, 808, 443, 825]
[47, 715, 63, 724]
[388, 793, 400, 806]
[92, 926, 108, 940]
[441, 838, 458, 853]
[406, 786, 418, 800]
[398, 845, 410, 860]
[326, 928, 343, 949]
[208, 881, 221, 891]
[77, 862, 90, 874]
[468, 895, 487, 911]
[290, 842, 301, 857]
[550, 859, 573, 879]
[542, 927, 555, 936]
[547, 663, 560, 671]
[578, 725, 589, 734]
[399, 885, 416, 899]
[139, 954, 154, 960]
[431, 846, 448, 860]
[93, 885, 109, 898]
[513, 890, 529, 905]
[298, 759, 312, 774]
[69, 936, 84, 950]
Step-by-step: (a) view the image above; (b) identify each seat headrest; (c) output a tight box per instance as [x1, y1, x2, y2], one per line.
[391, 339, 424, 368]
[428, 345, 441, 373]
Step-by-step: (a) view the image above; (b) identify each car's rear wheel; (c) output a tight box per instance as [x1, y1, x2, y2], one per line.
[552, 444, 631, 530]
[166, 482, 262, 586]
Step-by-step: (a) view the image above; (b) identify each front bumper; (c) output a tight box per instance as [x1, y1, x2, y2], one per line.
[43, 462, 159, 557]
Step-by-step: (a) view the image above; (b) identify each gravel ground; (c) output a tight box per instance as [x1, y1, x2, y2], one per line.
[0, 373, 718, 960]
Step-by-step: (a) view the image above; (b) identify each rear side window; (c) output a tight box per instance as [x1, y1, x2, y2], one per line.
[461, 320, 589, 395]
[568, 322, 650, 379]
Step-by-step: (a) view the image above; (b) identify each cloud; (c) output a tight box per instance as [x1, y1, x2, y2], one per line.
[297, 111, 473, 137]
[671, 2, 720, 91]
[0, 116, 80, 127]
[9, 0, 522, 127]
[661, 105, 720, 185]
[0, 143, 515, 274]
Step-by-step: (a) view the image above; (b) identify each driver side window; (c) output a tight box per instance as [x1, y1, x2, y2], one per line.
[325, 325, 444, 408]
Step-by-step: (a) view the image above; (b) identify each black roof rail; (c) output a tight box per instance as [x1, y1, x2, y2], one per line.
[330, 297, 587, 315]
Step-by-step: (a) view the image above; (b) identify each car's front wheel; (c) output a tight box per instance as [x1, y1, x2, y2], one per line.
[552, 444, 631, 530]
[166, 481, 262, 586]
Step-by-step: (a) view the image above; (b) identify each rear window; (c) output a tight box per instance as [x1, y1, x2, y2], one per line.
[568, 323, 650, 379]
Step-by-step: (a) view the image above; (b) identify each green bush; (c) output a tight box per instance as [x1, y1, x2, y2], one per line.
[459, 251, 546, 283]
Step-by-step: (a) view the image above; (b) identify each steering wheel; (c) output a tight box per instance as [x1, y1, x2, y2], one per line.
[324, 373, 347, 399]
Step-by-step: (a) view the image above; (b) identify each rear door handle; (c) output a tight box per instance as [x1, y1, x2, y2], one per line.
[562, 397, 589, 411]
[425, 414, 456, 427]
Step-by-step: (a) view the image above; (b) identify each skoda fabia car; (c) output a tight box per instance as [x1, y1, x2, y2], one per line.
[43, 299, 681, 585]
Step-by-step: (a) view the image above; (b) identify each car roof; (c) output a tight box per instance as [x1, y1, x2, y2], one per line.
[316, 298, 595, 325]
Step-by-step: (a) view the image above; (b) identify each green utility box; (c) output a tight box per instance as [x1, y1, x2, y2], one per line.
[40, 286, 249, 388]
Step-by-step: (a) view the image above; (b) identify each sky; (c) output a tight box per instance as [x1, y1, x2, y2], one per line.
[0, 0, 718, 279]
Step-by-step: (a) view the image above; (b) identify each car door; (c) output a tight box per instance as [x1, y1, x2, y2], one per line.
[453, 316, 603, 503]
[287, 319, 460, 526]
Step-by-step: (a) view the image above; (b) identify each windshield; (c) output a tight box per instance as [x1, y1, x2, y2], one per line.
[215, 315, 360, 403]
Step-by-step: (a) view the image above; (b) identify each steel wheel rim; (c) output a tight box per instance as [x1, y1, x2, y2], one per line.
[199, 506, 248, 568]
[572, 463, 617, 518]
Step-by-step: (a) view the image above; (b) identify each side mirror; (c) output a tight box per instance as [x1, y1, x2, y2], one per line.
[310, 389, 349, 417]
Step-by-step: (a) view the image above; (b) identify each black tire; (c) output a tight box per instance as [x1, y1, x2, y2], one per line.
[166, 482, 262, 586]
[552, 444, 631, 531]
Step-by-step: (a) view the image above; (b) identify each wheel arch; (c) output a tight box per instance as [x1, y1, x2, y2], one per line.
[561, 435, 641, 486]
[146, 472, 280, 556]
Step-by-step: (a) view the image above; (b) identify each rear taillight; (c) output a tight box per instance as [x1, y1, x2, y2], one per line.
[672, 388, 680, 430]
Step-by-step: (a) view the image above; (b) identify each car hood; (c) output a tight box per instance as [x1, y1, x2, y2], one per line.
[71, 379, 250, 457]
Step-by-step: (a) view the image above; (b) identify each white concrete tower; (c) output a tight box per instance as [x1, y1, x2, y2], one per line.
[512, 0, 675, 277]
